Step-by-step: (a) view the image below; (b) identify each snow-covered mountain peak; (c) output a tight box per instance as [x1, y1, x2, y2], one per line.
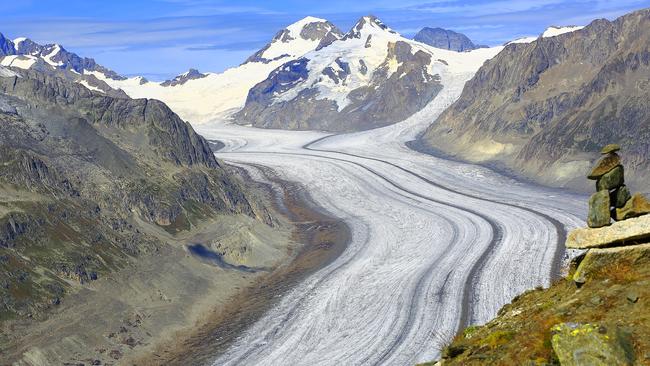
[245, 16, 343, 64]
[345, 15, 396, 40]
[161, 68, 207, 87]
[284, 16, 331, 40]
[13, 37, 27, 46]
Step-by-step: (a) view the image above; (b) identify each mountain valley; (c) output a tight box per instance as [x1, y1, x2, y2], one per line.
[1, 5, 649, 366]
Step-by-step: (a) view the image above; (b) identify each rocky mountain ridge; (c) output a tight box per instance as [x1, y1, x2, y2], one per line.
[419, 8, 650, 192]
[0, 64, 272, 325]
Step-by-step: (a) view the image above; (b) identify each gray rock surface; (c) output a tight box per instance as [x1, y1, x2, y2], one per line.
[613, 185, 632, 208]
[551, 323, 633, 366]
[413, 27, 484, 51]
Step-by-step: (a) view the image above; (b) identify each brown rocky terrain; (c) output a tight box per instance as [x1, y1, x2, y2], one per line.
[420, 236, 650, 365]
[420, 8, 650, 192]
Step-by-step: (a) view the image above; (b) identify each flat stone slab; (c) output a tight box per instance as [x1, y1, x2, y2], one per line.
[566, 214, 650, 249]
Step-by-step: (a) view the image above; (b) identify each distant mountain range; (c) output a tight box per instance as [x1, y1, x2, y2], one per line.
[2, 10, 646, 190]
[414, 27, 486, 52]
[419, 8, 650, 191]
[0, 17, 490, 130]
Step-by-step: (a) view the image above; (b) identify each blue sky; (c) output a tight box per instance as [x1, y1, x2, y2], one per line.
[3, 0, 649, 80]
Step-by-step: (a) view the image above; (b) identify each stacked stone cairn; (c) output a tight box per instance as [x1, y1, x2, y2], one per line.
[587, 144, 650, 228]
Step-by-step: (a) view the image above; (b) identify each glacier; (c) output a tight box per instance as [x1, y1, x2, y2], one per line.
[194, 50, 586, 365]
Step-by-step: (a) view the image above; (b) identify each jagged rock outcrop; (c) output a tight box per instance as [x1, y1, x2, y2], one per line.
[420, 8, 650, 192]
[413, 27, 484, 52]
[419, 242, 648, 365]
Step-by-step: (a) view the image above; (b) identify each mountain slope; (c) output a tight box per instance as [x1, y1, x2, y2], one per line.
[419, 8, 650, 191]
[413, 27, 484, 52]
[234, 16, 488, 132]
[0, 64, 273, 328]
[95, 17, 343, 124]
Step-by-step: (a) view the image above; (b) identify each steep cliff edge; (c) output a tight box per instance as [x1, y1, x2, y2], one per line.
[419, 8, 650, 192]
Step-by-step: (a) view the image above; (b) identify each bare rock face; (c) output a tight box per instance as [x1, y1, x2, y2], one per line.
[566, 214, 650, 249]
[587, 190, 611, 228]
[420, 8, 650, 191]
[0, 32, 16, 56]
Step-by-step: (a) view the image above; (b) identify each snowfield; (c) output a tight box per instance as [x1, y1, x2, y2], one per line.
[194, 48, 586, 365]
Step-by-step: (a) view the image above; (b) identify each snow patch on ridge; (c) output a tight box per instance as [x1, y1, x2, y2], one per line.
[506, 25, 584, 45]
[42, 45, 64, 67]
[0, 55, 37, 69]
[542, 25, 584, 38]
[77, 79, 104, 93]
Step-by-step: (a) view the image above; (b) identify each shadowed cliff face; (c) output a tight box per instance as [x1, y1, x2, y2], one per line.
[421, 8, 650, 192]
[0, 66, 272, 321]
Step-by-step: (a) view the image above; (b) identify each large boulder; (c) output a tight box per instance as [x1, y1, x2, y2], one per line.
[550, 323, 633, 366]
[572, 242, 650, 283]
[596, 165, 624, 191]
[587, 190, 611, 228]
[566, 215, 650, 249]
[616, 193, 650, 221]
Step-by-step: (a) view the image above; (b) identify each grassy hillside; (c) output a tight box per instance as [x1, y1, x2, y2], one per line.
[421, 243, 650, 365]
